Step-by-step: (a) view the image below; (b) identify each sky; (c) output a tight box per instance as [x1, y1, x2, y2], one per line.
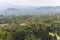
[0, 0, 60, 6]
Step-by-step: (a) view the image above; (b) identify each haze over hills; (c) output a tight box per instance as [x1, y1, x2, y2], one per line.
[1, 6, 60, 15]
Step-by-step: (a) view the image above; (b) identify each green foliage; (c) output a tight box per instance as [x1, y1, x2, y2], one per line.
[0, 14, 60, 40]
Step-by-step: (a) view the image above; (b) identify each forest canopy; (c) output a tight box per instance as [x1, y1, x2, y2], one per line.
[0, 14, 60, 40]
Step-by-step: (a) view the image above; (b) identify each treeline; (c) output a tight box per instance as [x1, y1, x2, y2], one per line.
[0, 14, 60, 40]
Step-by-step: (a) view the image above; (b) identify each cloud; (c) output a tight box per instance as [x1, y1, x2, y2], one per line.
[0, 0, 60, 6]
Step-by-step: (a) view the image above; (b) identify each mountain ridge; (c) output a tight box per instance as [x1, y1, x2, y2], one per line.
[1, 6, 60, 15]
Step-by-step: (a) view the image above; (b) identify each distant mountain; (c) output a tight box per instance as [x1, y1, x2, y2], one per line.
[1, 6, 60, 15]
[6, 8, 18, 11]
[36, 6, 60, 12]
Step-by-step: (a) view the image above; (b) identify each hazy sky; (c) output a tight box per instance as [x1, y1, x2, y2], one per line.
[0, 0, 60, 6]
